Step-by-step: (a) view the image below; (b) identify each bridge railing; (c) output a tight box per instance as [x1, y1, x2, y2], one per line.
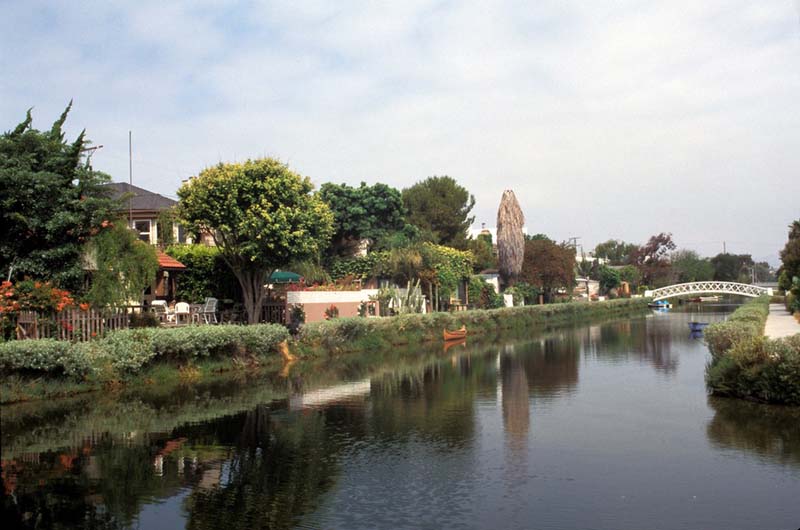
[645, 281, 772, 301]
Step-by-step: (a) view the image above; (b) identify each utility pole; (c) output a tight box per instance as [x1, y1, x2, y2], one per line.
[723, 241, 727, 254]
[128, 131, 133, 227]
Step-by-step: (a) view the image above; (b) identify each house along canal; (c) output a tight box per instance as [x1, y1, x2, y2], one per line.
[2, 304, 798, 529]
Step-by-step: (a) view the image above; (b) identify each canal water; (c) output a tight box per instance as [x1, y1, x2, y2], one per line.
[2, 307, 799, 529]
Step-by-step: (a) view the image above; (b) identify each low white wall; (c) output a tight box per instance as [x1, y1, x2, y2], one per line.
[503, 293, 514, 307]
[287, 289, 379, 305]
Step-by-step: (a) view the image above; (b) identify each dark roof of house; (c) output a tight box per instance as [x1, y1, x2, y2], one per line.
[103, 182, 176, 211]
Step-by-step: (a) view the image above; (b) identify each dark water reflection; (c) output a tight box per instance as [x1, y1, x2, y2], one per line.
[2, 307, 799, 529]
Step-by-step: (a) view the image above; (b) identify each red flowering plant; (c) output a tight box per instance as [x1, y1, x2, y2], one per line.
[8, 280, 76, 313]
[0, 280, 79, 339]
[0, 281, 21, 314]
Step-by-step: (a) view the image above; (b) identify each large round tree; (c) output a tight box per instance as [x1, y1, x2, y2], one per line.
[496, 189, 525, 288]
[178, 159, 334, 323]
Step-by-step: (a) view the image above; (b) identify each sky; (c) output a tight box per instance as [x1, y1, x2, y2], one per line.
[2, 1, 798, 264]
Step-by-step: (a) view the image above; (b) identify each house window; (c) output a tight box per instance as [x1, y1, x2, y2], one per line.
[133, 220, 152, 243]
[173, 223, 186, 244]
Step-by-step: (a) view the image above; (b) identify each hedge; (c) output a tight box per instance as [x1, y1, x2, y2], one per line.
[297, 298, 649, 354]
[705, 296, 800, 405]
[0, 324, 289, 380]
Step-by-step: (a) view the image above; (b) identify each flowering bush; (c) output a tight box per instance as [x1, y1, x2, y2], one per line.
[0, 280, 75, 314]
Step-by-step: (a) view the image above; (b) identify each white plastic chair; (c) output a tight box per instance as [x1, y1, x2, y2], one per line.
[174, 302, 191, 325]
[202, 297, 219, 324]
[151, 300, 169, 323]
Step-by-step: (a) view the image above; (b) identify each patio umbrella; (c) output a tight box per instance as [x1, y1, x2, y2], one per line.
[269, 270, 302, 284]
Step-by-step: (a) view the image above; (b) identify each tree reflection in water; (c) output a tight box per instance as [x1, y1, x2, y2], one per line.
[582, 316, 680, 374]
[706, 397, 800, 468]
[500, 344, 530, 454]
[10, 313, 783, 530]
[184, 406, 342, 530]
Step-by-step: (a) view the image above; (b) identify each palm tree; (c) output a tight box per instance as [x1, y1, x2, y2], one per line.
[496, 190, 525, 288]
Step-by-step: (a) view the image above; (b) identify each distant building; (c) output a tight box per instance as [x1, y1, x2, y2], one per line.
[575, 254, 607, 265]
[469, 224, 529, 242]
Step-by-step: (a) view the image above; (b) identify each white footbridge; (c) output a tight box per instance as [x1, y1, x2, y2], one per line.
[645, 281, 773, 301]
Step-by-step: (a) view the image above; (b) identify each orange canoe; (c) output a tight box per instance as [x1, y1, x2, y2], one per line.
[443, 325, 467, 341]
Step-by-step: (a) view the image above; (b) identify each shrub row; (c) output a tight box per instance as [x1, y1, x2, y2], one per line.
[0, 324, 289, 380]
[297, 298, 650, 354]
[704, 298, 769, 361]
[705, 296, 800, 405]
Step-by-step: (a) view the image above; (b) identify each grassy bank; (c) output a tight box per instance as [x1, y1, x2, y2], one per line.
[705, 296, 800, 405]
[1, 298, 649, 404]
[0, 325, 289, 403]
[296, 298, 650, 356]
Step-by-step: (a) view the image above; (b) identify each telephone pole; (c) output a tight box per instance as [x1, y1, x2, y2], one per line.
[128, 131, 133, 226]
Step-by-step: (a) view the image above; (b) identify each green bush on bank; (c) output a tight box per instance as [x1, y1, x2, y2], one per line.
[705, 296, 800, 405]
[0, 339, 94, 378]
[0, 324, 289, 380]
[298, 298, 649, 354]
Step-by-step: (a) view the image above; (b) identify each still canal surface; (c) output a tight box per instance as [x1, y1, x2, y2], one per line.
[2, 306, 799, 529]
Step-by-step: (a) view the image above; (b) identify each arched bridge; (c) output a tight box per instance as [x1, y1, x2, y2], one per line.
[645, 281, 773, 301]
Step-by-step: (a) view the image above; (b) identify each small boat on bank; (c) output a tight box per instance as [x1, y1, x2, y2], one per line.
[699, 296, 720, 303]
[443, 326, 467, 341]
[648, 300, 672, 309]
[688, 321, 710, 332]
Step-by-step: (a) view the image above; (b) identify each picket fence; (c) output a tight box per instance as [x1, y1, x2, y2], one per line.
[14, 308, 130, 342]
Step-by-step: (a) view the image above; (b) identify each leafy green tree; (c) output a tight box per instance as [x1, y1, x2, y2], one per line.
[84, 221, 158, 307]
[466, 236, 496, 273]
[525, 233, 554, 243]
[710, 253, 754, 282]
[318, 182, 406, 256]
[593, 239, 638, 265]
[619, 265, 642, 290]
[510, 281, 540, 305]
[178, 158, 334, 323]
[753, 261, 774, 283]
[519, 239, 576, 302]
[0, 104, 117, 290]
[402, 176, 475, 248]
[468, 275, 504, 309]
[598, 265, 621, 294]
[165, 244, 240, 302]
[575, 258, 599, 280]
[778, 219, 800, 286]
[670, 249, 714, 283]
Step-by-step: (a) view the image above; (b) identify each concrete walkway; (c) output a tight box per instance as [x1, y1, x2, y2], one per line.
[764, 304, 800, 339]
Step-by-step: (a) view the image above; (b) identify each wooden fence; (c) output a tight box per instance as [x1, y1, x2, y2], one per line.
[260, 302, 287, 324]
[13, 308, 130, 342]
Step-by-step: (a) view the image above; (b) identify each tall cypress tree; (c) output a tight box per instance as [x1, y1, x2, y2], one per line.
[0, 103, 117, 290]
